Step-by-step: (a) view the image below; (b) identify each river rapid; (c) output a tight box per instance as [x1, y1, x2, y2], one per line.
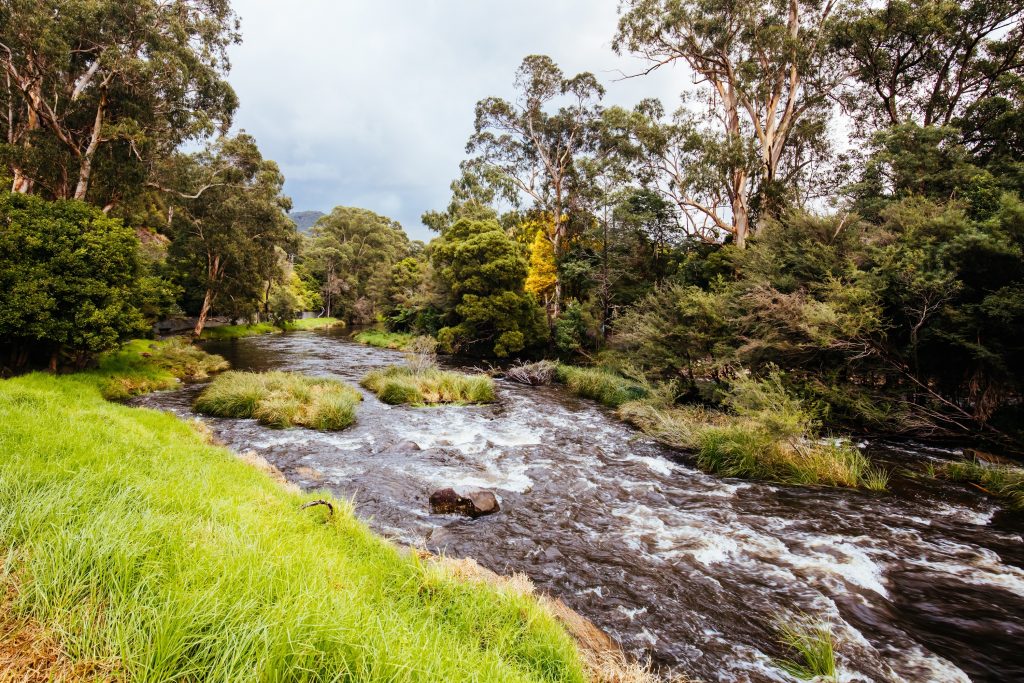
[130, 329, 1024, 682]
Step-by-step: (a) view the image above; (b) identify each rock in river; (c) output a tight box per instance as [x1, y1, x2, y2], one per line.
[429, 488, 500, 518]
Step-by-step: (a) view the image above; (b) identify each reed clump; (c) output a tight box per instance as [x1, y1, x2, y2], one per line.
[361, 366, 495, 405]
[553, 364, 648, 408]
[353, 329, 416, 350]
[195, 370, 361, 430]
[619, 371, 888, 490]
[941, 458, 1024, 509]
[775, 615, 838, 681]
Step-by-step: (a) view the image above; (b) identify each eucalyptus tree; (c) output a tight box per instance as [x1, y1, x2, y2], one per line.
[466, 55, 605, 317]
[0, 0, 238, 206]
[163, 134, 295, 338]
[303, 207, 411, 322]
[836, 0, 1024, 134]
[614, 0, 845, 247]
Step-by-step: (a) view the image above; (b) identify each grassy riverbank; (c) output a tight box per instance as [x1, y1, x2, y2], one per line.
[353, 329, 415, 350]
[200, 316, 343, 340]
[0, 368, 587, 681]
[195, 370, 362, 430]
[82, 337, 228, 400]
[362, 366, 496, 405]
[940, 459, 1024, 509]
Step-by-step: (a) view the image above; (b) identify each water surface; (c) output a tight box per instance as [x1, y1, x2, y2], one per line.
[132, 330, 1024, 682]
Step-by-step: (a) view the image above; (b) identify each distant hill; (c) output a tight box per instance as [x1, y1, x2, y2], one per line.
[289, 210, 325, 234]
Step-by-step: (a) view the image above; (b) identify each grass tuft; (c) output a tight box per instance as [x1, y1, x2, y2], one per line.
[195, 371, 362, 430]
[361, 366, 496, 405]
[0, 372, 587, 682]
[617, 372, 888, 490]
[775, 615, 838, 681]
[941, 459, 1024, 509]
[353, 329, 416, 350]
[553, 365, 647, 408]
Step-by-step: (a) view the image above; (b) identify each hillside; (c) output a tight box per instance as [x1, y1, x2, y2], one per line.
[289, 210, 325, 234]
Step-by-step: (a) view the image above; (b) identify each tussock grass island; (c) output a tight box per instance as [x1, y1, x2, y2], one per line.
[195, 370, 362, 430]
[361, 366, 496, 405]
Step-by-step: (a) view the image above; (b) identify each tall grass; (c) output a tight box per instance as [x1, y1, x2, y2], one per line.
[0, 373, 586, 682]
[361, 366, 496, 405]
[553, 365, 648, 408]
[84, 338, 229, 400]
[195, 371, 362, 430]
[775, 615, 838, 681]
[617, 372, 888, 490]
[353, 329, 416, 350]
[942, 459, 1024, 509]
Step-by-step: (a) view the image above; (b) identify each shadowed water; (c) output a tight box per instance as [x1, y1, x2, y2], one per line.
[131, 329, 1024, 682]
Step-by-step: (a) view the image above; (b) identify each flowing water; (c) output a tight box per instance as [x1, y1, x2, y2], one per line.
[131, 329, 1024, 682]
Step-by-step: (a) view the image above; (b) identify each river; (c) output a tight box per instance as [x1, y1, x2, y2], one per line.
[130, 329, 1024, 682]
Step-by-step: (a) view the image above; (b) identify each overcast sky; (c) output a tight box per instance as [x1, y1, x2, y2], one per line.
[226, 1, 685, 241]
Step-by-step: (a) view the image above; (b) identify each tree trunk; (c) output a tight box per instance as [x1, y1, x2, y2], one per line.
[11, 98, 38, 194]
[74, 89, 106, 201]
[193, 288, 214, 338]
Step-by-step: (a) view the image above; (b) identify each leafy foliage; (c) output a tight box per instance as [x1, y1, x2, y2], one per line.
[0, 190, 146, 371]
[430, 217, 548, 357]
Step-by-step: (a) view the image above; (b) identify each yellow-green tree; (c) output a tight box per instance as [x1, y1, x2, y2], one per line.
[525, 229, 557, 310]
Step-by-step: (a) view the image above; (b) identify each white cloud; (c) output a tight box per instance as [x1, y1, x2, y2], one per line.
[227, 0, 684, 240]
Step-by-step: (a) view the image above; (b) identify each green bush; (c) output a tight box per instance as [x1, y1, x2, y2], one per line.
[0, 190, 147, 371]
[195, 371, 361, 430]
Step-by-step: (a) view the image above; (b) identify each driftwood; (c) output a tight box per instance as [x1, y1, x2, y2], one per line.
[504, 360, 557, 386]
[300, 499, 334, 516]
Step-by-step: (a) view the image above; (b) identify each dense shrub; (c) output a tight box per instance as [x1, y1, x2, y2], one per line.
[0, 191, 146, 372]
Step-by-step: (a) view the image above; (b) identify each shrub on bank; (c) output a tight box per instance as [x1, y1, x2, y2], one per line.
[361, 366, 496, 405]
[553, 364, 648, 408]
[0, 373, 587, 682]
[195, 371, 361, 430]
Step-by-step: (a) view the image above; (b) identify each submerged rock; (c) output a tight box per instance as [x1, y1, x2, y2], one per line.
[393, 440, 422, 452]
[429, 488, 500, 518]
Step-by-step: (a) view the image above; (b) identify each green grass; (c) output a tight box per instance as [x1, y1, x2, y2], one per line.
[0, 372, 587, 682]
[200, 318, 344, 339]
[353, 329, 416, 350]
[618, 400, 888, 490]
[280, 316, 344, 332]
[195, 370, 363, 430]
[553, 365, 647, 408]
[941, 459, 1024, 509]
[81, 337, 229, 400]
[200, 322, 280, 339]
[361, 366, 496, 405]
[775, 615, 838, 681]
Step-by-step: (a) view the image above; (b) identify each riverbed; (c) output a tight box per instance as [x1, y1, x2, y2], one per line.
[130, 329, 1024, 682]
